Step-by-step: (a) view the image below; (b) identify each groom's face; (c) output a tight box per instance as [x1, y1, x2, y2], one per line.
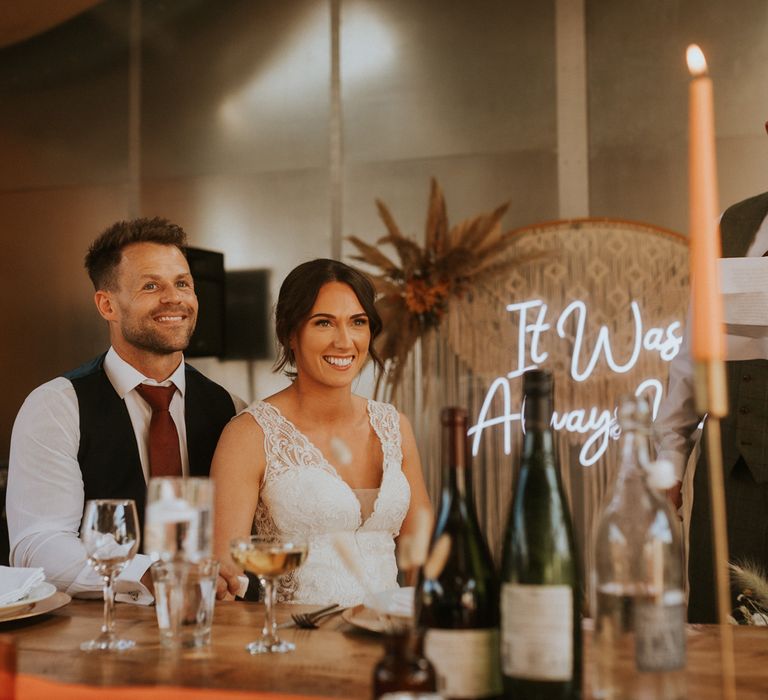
[108, 243, 199, 355]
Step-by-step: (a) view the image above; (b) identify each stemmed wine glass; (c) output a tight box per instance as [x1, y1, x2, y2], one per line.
[230, 535, 308, 654]
[80, 499, 140, 651]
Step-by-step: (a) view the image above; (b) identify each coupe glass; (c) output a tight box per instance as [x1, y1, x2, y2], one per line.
[80, 499, 140, 651]
[230, 535, 308, 654]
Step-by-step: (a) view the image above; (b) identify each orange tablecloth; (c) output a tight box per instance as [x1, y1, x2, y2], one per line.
[16, 675, 326, 700]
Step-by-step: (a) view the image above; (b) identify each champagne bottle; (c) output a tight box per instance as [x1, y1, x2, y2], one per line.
[500, 369, 582, 699]
[416, 407, 502, 700]
[593, 395, 686, 700]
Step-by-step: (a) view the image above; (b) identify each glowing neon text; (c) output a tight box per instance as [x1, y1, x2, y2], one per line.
[470, 299, 683, 466]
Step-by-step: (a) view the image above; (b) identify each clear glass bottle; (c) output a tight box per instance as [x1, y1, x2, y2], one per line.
[593, 396, 686, 700]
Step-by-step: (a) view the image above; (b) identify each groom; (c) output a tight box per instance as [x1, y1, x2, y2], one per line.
[7, 217, 242, 601]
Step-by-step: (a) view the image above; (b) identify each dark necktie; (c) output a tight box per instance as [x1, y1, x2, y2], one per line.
[135, 384, 182, 477]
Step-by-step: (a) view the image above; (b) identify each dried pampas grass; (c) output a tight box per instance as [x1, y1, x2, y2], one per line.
[730, 561, 768, 625]
[347, 178, 546, 396]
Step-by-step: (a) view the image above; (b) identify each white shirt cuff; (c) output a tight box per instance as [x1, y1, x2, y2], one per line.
[114, 554, 154, 605]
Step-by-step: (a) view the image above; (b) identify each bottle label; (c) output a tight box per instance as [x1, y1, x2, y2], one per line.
[424, 628, 502, 699]
[634, 602, 686, 672]
[501, 583, 573, 681]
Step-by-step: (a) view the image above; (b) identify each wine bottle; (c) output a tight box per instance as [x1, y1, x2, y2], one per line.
[416, 407, 502, 700]
[500, 369, 582, 699]
[593, 395, 686, 700]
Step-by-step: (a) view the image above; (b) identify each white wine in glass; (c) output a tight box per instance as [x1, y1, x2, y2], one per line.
[80, 499, 140, 651]
[230, 535, 308, 654]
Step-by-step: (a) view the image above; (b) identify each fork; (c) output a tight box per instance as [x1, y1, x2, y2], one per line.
[276, 604, 339, 629]
[289, 605, 345, 629]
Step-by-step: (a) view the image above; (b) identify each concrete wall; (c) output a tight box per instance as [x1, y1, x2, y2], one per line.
[0, 0, 766, 458]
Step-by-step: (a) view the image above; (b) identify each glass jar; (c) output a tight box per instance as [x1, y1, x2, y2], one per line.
[373, 627, 437, 699]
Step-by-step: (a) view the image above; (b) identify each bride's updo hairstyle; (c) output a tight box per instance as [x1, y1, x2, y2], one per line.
[274, 258, 384, 377]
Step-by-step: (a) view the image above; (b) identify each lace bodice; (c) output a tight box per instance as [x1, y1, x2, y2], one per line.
[244, 399, 411, 605]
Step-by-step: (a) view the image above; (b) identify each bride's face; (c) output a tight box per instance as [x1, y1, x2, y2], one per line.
[292, 281, 371, 387]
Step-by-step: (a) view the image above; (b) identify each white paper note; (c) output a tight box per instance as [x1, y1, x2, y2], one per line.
[719, 257, 768, 330]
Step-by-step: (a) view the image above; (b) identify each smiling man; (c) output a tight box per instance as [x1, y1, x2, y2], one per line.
[6, 217, 242, 602]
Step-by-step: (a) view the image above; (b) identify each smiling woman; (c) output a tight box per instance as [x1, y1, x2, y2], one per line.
[292, 282, 372, 389]
[211, 258, 433, 607]
[272, 258, 383, 378]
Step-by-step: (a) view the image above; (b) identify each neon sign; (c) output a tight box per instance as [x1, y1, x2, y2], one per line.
[468, 299, 683, 467]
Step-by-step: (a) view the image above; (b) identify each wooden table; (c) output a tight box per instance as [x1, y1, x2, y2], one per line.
[5, 600, 382, 698]
[3, 599, 768, 698]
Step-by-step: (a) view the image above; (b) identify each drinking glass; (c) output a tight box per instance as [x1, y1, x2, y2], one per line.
[80, 499, 140, 651]
[151, 559, 219, 648]
[144, 477, 213, 562]
[230, 535, 308, 654]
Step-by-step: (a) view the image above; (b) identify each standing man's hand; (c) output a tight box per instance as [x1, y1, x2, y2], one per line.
[666, 480, 683, 514]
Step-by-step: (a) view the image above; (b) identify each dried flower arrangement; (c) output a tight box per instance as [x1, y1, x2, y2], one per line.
[730, 562, 768, 625]
[347, 178, 538, 394]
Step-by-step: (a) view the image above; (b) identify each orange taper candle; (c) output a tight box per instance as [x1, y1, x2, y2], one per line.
[687, 44, 724, 363]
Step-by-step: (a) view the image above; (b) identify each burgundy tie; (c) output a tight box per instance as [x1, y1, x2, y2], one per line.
[135, 384, 182, 477]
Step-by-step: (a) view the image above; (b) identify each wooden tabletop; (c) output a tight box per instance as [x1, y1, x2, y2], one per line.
[2, 599, 768, 698]
[5, 599, 382, 698]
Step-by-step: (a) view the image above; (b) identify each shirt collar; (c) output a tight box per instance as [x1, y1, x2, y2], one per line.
[104, 346, 187, 399]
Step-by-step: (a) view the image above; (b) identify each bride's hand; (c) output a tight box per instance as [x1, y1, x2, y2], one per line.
[216, 562, 243, 600]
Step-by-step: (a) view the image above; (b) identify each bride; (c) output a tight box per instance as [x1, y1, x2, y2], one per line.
[212, 259, 431, 605]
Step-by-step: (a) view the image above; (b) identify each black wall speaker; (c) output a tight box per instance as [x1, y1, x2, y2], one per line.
[225, 269, 271, 360]
[185, 247, 225, 358]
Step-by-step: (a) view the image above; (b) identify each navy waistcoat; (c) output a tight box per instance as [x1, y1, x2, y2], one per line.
[64, 354, 236, 530]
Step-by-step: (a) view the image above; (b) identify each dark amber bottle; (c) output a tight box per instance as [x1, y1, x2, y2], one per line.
[372, 627, 437, 699]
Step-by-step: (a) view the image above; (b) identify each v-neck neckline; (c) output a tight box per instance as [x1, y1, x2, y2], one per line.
[262, 399, 385, 527]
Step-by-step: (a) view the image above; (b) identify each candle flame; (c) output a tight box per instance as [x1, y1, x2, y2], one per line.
[687, 44, 708, 77]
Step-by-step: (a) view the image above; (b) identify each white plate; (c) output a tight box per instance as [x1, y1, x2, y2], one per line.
[0, 582, 57, 618]
[0, 590, 70, 623]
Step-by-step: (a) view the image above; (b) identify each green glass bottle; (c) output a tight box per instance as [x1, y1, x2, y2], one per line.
[500, 369, 582, 699]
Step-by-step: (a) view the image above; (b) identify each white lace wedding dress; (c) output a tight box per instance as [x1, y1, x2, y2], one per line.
[244, 399, 411, 606]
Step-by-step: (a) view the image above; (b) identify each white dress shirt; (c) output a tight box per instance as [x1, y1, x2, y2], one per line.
[7, 348, 195, 602]
[655, 212, 768, 481]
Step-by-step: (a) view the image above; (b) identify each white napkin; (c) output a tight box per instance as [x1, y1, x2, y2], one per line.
[365, 586, 414, 617]
[0, 566, 45, 605]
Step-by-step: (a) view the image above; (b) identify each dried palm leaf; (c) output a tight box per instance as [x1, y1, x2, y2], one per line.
[464, 252, 545, 284]
[433, 247, 476, 283]
[375, 199, 405, 240]
[425, 178, 448, 256]
[457, 202, 510, 251]
[449, 219, 471, 248]
[378, 233, 424, 277]
[347, 236, 400, 275]
[368, 276, 406, 297]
